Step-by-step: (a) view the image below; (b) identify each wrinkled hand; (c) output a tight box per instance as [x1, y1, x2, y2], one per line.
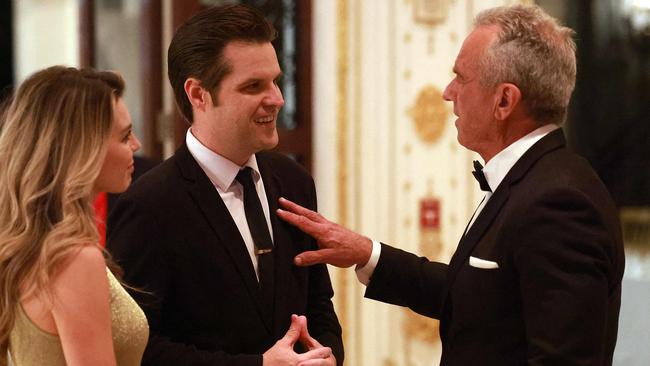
[263, 315, 332, 366]
[277, 197, 372, 268]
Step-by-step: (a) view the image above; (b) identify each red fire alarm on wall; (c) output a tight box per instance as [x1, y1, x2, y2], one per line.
[420, 198, 440, 230]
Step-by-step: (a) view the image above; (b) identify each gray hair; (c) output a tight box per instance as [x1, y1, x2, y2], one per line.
[474, 5, 576, 125]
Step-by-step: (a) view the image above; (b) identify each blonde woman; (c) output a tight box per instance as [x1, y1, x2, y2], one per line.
[0, 66, 149, 366]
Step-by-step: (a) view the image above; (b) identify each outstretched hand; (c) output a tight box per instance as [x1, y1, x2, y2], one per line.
[276, 197, 372, 268]
[263, 314, 332, 366]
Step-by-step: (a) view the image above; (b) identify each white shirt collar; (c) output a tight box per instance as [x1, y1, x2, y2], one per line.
[185, 128, 261, 190]
[482, 124, 560, 192]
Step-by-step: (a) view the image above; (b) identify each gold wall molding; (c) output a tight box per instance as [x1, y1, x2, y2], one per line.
[335, 0, 349, 349]
[411, 0, 456, 53]
[352, 0, 362, 231]
[352, 0, 363, 365]
[408, 85, 448, 145]
[412, 0, 456, 26]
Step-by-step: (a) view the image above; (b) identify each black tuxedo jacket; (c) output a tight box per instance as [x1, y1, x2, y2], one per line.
[107, 145, 343, 366]
[366, 129, 624, 365]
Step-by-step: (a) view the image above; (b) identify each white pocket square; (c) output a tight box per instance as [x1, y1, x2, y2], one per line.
[469, 256, 499, 269]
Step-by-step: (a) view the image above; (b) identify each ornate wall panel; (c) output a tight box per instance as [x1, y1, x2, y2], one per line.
[313, 0, 523, 365]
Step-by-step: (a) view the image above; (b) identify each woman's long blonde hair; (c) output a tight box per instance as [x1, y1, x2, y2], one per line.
[0, 66, 125, 362]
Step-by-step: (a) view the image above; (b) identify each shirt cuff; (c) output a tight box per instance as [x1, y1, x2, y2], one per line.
[355, 240, 382, 286]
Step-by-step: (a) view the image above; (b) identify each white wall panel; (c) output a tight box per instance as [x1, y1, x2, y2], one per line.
[13, 0, 79, 83]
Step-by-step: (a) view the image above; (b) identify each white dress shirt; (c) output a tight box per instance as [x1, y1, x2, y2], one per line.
[356, 124, 560, 285]
[186, 129, 274, 280]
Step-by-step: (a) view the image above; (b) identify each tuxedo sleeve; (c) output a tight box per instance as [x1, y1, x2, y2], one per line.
[107, 196, 262, 366]
[512, 187, 618, 365]
[364, 244, 448, 319]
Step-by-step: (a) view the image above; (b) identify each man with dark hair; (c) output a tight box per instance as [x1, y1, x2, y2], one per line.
[278, 4, 624, 366]
[107, 4, 343, 366]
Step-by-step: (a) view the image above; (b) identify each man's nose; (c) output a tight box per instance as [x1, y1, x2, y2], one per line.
[265, 84, 285, 107]
[442, 81, 454, 101]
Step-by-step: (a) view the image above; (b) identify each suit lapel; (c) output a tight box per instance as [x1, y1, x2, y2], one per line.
[447, 188, 510, 284]
[257, 154, 295, 338]
[175, 145, 270, 332]
[446, 129, 567, 286]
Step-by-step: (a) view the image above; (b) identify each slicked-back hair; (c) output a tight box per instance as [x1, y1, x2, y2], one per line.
[167, 4, 276, 123]
[474, 5, 577, 125]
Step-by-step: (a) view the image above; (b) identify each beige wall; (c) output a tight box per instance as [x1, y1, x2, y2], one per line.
[13, 0, 79, 82]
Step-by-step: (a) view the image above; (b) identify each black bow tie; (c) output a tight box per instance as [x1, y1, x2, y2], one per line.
[472, 160, 492, 192]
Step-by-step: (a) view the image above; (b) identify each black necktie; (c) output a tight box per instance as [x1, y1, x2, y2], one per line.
[472, 160, 492, 192]
[236, 167, 275, 315]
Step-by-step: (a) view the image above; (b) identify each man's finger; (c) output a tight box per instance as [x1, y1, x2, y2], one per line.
[282, 314, 304, 345]
[300, 333, 324, 351]
[278, 197, 326, 223]
[297, 315, 320, 350]
[297, 346, 332, 362]
[298, 359, 332, 366]
[294, 250, 324, 266]
[302, 335, 323, 350]
[276, 208, 323, 237]
[295, 248, 342, 267]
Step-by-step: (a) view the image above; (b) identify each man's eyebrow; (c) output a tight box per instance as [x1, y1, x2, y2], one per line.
[237, 71, 284, 86]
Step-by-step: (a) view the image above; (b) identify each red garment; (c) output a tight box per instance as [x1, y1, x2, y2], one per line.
[94, 192, 108, 247]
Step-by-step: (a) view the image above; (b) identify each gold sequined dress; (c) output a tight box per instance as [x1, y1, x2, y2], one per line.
[8, 268, 149, 365]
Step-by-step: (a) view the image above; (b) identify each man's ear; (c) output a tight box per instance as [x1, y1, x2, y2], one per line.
[184, 78, 211, 112]
[494, 83, 522, 121]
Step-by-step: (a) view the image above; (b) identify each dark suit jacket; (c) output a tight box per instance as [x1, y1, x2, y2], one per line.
[365, 129, 624, 365]
[107, 145, 343, 366]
